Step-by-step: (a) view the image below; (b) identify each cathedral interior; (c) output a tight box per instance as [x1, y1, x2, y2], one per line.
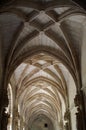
[0, 0, 86, 130]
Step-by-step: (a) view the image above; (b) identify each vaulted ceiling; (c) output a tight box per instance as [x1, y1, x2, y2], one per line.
[0, 0, 86, 130]
[11, 54, 68, 124]
[0, 0, 86, 79]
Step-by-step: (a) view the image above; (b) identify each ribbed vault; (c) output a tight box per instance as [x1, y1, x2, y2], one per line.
[0, 0, 86, 130]
[10, 53, 72, 130]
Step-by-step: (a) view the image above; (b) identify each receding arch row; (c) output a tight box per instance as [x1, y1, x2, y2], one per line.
[21, 86, 62, 110]
[27, 109, 56, 127]
[0, 1, 86, 130]
[17, 76, 66, 101]
[17, 57, 67, 92]
[23, 95, 61, 119]
[17, 76, 66, 117]
[7, 47, 78, 91]
[24, 103, 60, 123]
[8, 47, 78, 130]
[20, 66, 65, 91]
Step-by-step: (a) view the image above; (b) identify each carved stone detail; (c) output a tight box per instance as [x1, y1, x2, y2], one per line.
[74, 93, 82, 107]
[64, 109, 70, 121]
[1, 108, 10, 130]
[64, 122, 69, 130]
[64, 110, 71, 130]
[76, 107, 83, 130]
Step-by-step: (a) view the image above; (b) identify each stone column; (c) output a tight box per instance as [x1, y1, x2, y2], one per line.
[59, 120, 64, 130]
[64, 109, 71, 130]
[13, 106, 19, 130]
[1, 108, 10, 130]
[0, 90, 9, 130]
[64, 122, 69, 130]
[81, 86, 86, 122]
[74, 92, 86, 130]
[20, 116, 25, 130]
[76, 107, 83, 130]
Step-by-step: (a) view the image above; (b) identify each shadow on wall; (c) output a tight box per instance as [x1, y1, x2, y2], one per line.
[73, 0, 86, 9]
[0, 0, 14, 5]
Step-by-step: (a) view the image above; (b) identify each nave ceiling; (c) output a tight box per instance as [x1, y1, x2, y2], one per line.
[0, 0, 86, 130]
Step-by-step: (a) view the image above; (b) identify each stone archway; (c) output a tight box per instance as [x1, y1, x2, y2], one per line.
[0, 0, 86, 130]
[8, 51, 77, 130]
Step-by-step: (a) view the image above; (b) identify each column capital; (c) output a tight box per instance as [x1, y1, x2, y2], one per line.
[74, 93, 82, 107]
[64, 109, 70, 121]
[81, 85, 86, 94]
